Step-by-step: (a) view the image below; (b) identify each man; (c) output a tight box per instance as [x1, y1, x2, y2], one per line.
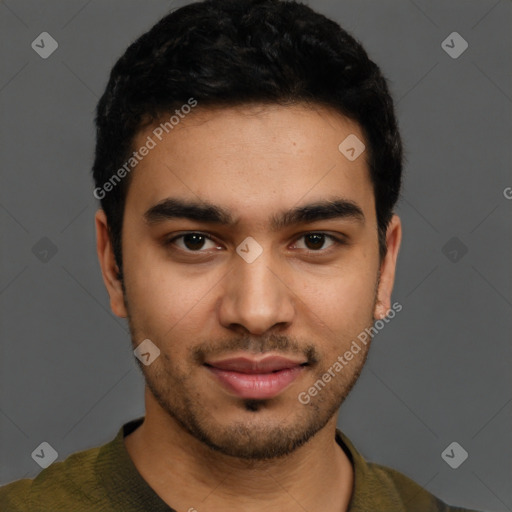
[0, 0, 481, 510]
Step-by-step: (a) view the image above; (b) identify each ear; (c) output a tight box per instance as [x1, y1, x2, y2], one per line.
[374, 214, 402, 320]
[95, 209, 128, 318]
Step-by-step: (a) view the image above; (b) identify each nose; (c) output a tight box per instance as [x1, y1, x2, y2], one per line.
[217, 246, 295, 335]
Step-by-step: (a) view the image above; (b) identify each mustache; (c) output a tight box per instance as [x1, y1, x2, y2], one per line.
[190, 333, 319, 366]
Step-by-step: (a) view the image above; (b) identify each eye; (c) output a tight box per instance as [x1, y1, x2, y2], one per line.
[292, 233, 342, 251]
[167, 233, 221, 252]
[165, 231, 344, 254]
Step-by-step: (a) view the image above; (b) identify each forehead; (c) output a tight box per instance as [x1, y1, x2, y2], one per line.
[125, 104, 374, 224]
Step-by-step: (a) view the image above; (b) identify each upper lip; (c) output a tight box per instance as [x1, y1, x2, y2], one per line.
[205, 355, 307, 374]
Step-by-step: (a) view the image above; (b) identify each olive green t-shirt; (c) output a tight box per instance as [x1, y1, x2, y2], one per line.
[0, 417, 479, 511]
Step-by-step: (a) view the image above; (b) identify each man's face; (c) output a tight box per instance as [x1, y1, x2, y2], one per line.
[97, 104, 400, 460]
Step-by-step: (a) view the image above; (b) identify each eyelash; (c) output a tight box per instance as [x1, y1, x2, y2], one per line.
[164, 232, 345, 254]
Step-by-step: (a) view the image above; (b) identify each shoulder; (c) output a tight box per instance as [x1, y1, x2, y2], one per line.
[0, 443, 107, 512]
[336, 429, 481, 512]
[366, 460, 479, 511]
[0, 478, 31, 512]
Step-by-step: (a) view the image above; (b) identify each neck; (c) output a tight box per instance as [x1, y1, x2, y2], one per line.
[124, 391, 354, 512]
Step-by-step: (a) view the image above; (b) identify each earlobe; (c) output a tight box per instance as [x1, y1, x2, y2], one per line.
[374, 300, 389, 321]
[94, 209, 128, 318]
[374, 214, 402, 320]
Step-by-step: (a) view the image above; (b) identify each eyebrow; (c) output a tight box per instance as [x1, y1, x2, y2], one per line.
[143, 197, 365, 230]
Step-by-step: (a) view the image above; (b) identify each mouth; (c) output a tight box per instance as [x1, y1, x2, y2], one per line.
[204, 355, 309, 400]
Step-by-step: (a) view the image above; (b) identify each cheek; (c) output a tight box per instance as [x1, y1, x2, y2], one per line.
[123, 246, 221, 333]
[297, 261, 378, 342]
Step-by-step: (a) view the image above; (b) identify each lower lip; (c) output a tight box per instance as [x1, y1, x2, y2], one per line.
[206, 366, 304, 399]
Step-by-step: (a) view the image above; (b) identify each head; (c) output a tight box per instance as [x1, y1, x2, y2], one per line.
[94, 0, 402, 460]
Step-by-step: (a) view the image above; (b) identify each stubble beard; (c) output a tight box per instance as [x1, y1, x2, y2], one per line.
[122, 279, 377, 461]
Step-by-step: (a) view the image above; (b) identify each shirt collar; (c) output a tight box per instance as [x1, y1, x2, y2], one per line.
[97, 417, 405, 511]
[335, 428, 405, 511]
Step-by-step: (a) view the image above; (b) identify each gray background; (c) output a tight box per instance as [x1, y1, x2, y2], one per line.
[0, 0, 511, 510]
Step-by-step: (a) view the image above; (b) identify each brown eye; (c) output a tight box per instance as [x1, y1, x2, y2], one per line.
[304, 234, 326, 250]
[294, 233, 340, 251]
[168, 233, 219, 252]
[182, 233, 207, 250]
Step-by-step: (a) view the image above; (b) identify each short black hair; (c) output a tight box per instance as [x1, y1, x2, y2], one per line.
[92, 0, 402, 279]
